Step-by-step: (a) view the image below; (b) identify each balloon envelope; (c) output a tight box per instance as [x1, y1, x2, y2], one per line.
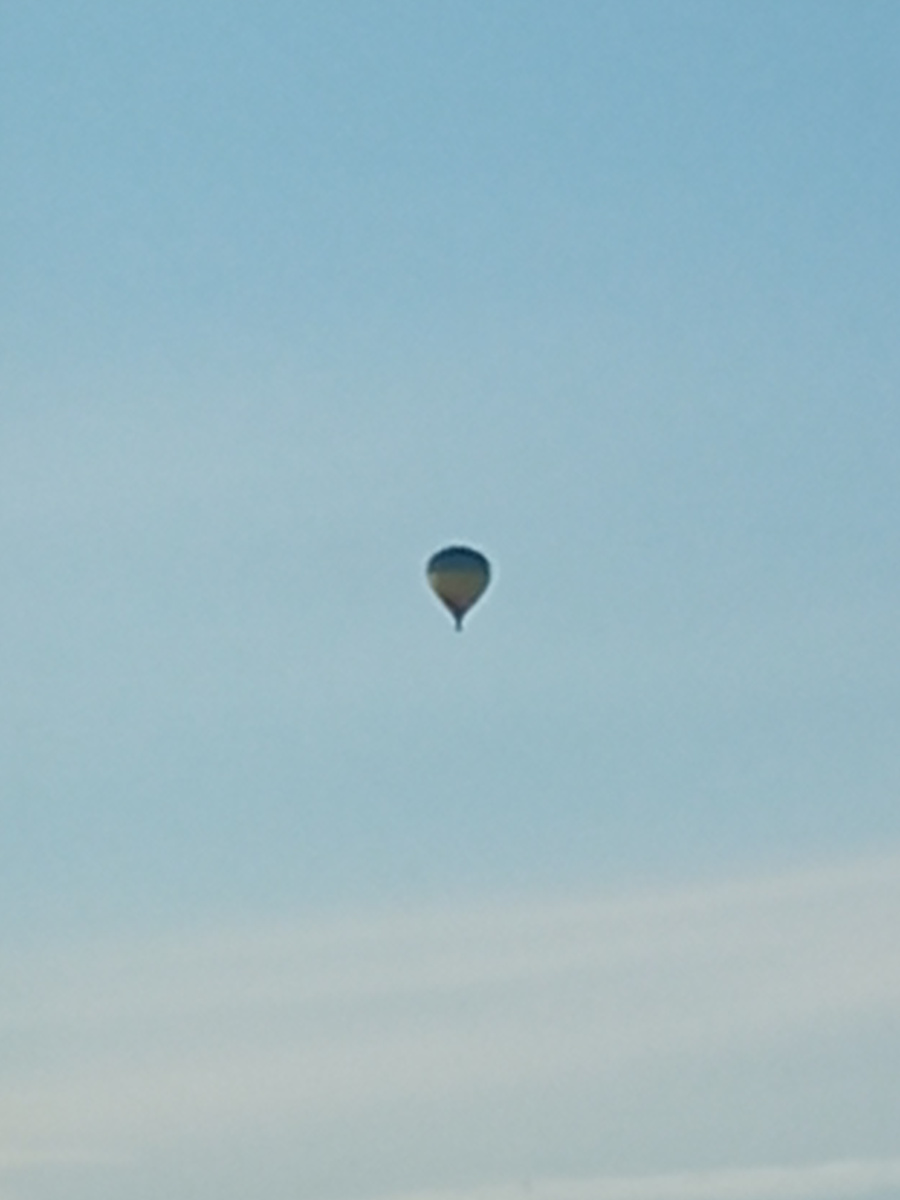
[426, 546, 491, 630]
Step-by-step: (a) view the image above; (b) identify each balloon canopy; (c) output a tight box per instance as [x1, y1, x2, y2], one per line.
[426, 546, 491, 630]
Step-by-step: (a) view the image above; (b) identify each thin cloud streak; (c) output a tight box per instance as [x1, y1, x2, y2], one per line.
[2, 853, 899, 1189]
[391, 1158, 900, 1200]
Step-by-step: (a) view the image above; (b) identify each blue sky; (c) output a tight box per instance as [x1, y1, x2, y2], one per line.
[2, 3, 900, 1198]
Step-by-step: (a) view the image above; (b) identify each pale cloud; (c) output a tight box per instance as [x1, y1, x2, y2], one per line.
[2, 853, 899, 1197]
[390, 1158, 900, 1200]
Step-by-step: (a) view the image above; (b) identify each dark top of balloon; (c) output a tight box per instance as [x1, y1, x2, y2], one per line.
[426, 546, 491, 577]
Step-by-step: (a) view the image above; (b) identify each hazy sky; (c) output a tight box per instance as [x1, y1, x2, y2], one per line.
[2, 3, 899, 1198]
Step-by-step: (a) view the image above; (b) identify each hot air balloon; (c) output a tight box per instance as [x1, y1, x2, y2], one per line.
[426, 546, 491, 630]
